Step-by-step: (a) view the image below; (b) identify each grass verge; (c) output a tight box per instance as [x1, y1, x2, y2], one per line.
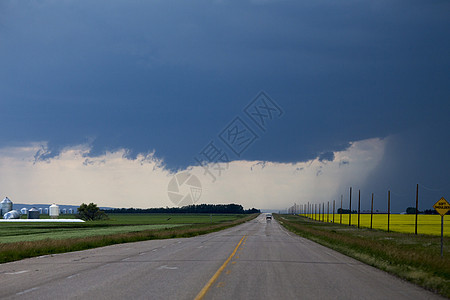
[0, 214, 258, 264]
[274, 214, 450, 298]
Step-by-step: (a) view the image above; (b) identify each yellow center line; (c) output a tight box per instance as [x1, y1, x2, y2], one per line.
[194, 235, 246, 300]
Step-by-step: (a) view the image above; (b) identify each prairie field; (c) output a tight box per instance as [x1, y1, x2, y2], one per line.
[0, 213, 257, 264]
[301, 213, 450, 236]
[0, 213, 245, 244]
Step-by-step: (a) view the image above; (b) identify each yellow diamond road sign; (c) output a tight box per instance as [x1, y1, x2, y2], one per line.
[433, 197, 450, 217]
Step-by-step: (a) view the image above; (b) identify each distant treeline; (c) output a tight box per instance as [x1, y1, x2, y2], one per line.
[105, 204, 260, 214]
[337, 209, 357, 214]
[408, 207, 448, 215]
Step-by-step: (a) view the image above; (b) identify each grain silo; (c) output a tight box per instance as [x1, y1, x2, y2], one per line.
[28, 207, 40, 219]
[1, 197, 13, 216]
[49, 203, 59, 219]
[20, 207, 28, 215]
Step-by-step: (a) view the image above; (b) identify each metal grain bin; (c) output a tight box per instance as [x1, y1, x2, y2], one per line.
[1, 197, 13, 216]
[49, 203, 59, 219]
[28, 207, 40, 219]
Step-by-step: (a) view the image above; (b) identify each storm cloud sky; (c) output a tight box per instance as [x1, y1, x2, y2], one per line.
[0, 0, 449, 211]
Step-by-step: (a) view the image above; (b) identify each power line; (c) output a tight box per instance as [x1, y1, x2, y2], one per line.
[419, 182, 450, 192]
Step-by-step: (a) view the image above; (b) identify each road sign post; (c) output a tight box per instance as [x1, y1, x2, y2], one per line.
[441, 216, 444, 257]
[433, 197, 450, 257]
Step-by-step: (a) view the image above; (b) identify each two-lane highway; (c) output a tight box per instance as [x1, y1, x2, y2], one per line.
[0, 215, 442, 299]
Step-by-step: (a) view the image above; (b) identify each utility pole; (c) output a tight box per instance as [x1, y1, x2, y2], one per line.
[358, 189, 361, 229]
[349, 187, 352, 226]
[387, 190, 391, 233]
[370, 193, 374, 229]
[327, 201, 329, 223]
[415, 184, 419, 235]
[333, 200, 335, 223]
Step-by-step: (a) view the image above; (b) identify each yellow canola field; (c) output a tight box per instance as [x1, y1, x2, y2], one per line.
[301, 213, 450, 236]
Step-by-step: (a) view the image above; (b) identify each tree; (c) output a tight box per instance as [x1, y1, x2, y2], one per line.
[105, 204, 260, 214]
[406, 207, 419, 214]
[77, 203, 108, 221]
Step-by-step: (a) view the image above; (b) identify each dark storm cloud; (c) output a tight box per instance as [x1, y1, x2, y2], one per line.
[318, 152, 335, 162]
[362, 124, 450, 213]
[0, 0, 449, 202]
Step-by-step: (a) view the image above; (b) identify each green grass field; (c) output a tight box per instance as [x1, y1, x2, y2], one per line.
[0, 213, 245, 244]
[0, 213, 258, 264]
[0, 224, 184, 243]
[300, 213, 450, 236]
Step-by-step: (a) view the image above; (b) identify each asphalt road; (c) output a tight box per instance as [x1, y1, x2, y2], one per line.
[0, 214, 443, 299]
